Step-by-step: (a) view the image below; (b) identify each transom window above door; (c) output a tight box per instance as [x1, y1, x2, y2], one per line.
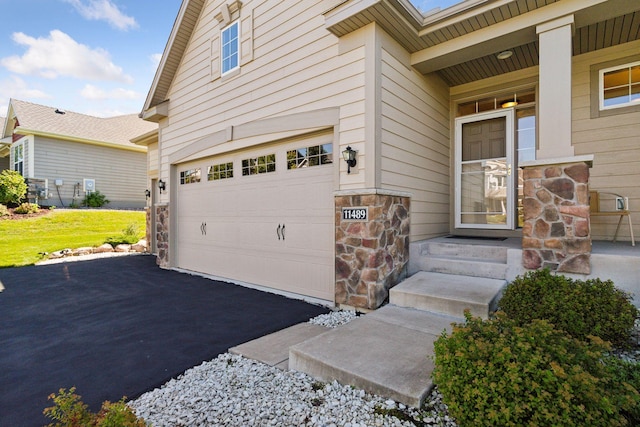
[457, 89, 535, 117]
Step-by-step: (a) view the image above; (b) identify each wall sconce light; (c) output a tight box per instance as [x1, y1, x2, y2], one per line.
[158, 179, 166, 194]
[342, 146, 357, 174]
[145, 189, 151, 199]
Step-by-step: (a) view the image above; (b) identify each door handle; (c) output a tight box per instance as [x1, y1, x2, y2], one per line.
[281, 224, 285, 241]
[276, 224, 281, 240]
[507, 164, 512, 176]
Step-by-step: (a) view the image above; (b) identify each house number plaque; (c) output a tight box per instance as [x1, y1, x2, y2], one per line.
[342, 207, 368, 221]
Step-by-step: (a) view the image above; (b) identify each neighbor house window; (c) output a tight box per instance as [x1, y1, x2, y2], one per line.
[287, 143, 333, 169]
[242, 154, 275, 176]
[13, 143, 23, 175]
[221, 21, 239, 75]
[600, 61, 640, 110]
[180, 169, 201, 184]
[208, 162, 233, 180]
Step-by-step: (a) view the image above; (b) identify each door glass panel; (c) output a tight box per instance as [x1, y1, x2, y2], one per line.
[459, 115, 508, 227]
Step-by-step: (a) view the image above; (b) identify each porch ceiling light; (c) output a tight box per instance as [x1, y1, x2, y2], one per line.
[496, 50, 513, 60]
[342, 146, 357, 174]
[501, 100, 518, 108]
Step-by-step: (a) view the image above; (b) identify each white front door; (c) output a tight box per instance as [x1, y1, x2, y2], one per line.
[455, 109, 515, 229]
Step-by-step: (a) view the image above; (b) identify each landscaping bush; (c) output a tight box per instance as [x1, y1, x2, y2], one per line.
[433, 311, 639, 427]
[83, 190, 110, 208]
[0, 169, 27, 205]
[0, 204, 9, 217]
[498, 269, 638, 347]
[43, 387, 146, 427]
[14, 202, 39, 214]
[105, 223, 142, 246]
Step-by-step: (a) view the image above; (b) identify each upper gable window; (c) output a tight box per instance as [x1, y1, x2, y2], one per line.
[600, 61, 640, 110]
[221, 21, 239, 75]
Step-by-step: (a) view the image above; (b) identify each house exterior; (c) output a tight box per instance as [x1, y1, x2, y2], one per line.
[1, 99, 157, 209]
[141, 0, 639, 309]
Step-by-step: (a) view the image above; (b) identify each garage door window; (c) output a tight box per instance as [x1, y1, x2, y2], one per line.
[242, 154, 275, 176]
[208, 162, 233, 180]
[180, 168, 201, 184]
[287, 143, 333, 169]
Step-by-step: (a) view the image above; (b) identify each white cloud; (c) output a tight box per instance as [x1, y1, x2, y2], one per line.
[63, 0, 138, 31]
[1, 30, 133, 84]
[80, 84, 140, 100]
[150, 53, 162, 68]
[0, 76, 52, 117]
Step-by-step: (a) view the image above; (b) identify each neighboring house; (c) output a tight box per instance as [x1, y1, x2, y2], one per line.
[0, 117, 9, 172]
[1, 99, 157, 209]
[140, 0, 639, 309]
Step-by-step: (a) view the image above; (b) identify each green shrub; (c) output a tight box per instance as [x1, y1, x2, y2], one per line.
[605, 356, 640, 424]
[499, 269, 639, 347]
[0, 204, 9, 217]
[433, 311, 639, 427]
[83, 190, 110, 208]
[0, 170, 27, 205]
[43, 387, 146, 427]
[14, 202, 39, 214]
[105, 223, 142, 246]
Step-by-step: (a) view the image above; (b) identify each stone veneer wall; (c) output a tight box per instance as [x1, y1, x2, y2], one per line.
[335, 191, 410, 310]
[522, 162, 591, 274]
[156, 204, 170, 268]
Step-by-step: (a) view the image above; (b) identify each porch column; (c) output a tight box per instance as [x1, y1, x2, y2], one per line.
[335, 189, 410, 310]
[536, 15, 574, 159]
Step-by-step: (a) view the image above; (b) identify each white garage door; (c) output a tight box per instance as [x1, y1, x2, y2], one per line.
[175, 132, 335, 302]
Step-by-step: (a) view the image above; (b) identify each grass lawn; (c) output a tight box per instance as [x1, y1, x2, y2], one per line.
[0, 209, 146, 268]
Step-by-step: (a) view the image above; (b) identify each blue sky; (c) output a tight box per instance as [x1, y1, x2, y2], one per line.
[0, 0, 463, 119]
[0, 0, 180, 118]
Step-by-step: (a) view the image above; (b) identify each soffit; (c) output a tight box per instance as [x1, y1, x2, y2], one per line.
[438, 10, 640, 86]
[325, 0, 558, 53]
[326, 0, 640, 86]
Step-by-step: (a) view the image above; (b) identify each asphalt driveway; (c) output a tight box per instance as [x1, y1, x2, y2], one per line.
[0, 255, 329, 426]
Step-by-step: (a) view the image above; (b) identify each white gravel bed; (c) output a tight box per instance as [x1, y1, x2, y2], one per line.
[129, 311, 457, 427]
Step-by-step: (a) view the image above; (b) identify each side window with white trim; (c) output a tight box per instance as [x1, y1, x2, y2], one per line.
[13, 143, 24, 175]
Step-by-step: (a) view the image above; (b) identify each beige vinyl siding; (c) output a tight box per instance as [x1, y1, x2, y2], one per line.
[158, 0, 369, 192]
[33, 137, 146, 209]
[572, 40, 640, 243]
[378, 30, 451, 241]
[148, 142, 159, 177]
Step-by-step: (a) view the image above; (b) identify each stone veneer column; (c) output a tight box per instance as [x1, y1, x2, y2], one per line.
[145, 207, 151, 251]
[335, 190, 410, 310]
[522, 162, 591, 274]
[156, 204, 170, 268]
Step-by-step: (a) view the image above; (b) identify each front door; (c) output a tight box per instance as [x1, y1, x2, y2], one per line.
[455, 109, 515, 229]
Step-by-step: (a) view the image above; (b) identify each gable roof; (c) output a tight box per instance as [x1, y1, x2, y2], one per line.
[143, 0, 206, 112]
[5, 99, 156, 152]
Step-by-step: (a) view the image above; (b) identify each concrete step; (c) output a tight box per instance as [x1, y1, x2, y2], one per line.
[421, 241, 509, 263]
[289, 305, 460, 408]
[417, 255, 508, 280]
[389, 271, 506, 319]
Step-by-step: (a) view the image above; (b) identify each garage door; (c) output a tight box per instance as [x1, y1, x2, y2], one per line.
[175, 132, 335, 302]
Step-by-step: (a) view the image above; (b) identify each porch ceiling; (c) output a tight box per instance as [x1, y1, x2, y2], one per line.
[438, 10, 640, 86]
[325, 0, 640, 86]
